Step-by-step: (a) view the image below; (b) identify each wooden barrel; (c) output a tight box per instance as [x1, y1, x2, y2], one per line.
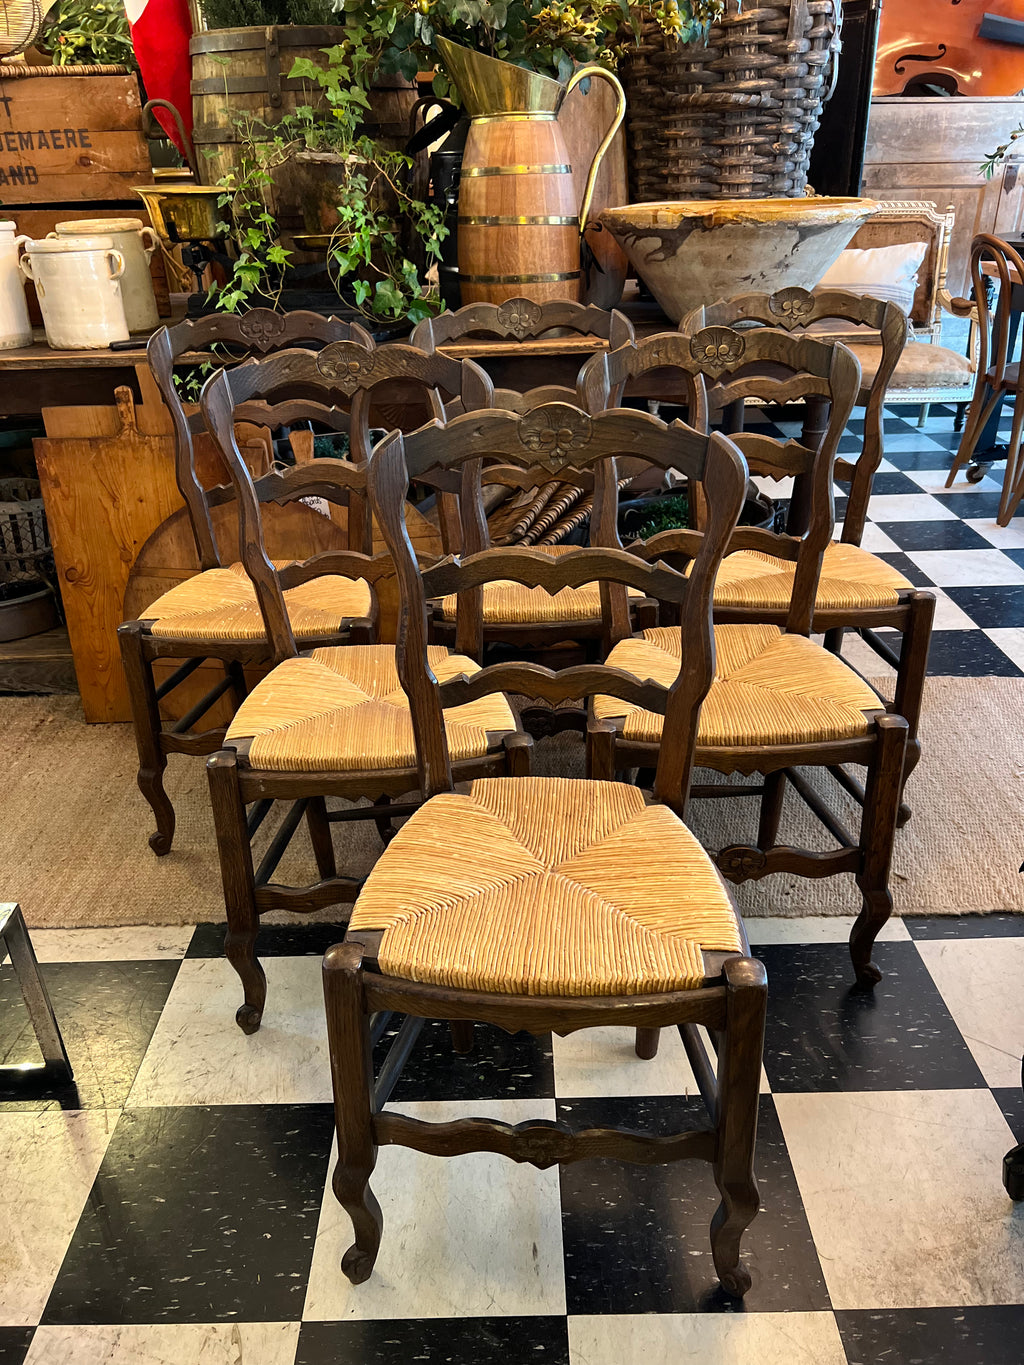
[190, 27, 417, 187]
[457, 115, 583, 306]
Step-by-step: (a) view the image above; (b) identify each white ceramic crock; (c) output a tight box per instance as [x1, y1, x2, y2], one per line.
[19, 236, 129, 350]
[0, 222, 32, 349]
[48, 217, 159, 332]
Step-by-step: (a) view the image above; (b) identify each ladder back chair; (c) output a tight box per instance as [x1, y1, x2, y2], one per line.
[121, 310, 374, 855]
[946, 233, 1024, 524]
[580, 329, 919, 988]
[323, 403, 768, 1299]
[200, 351, 516, 1034]
[410, 296, 635, 351]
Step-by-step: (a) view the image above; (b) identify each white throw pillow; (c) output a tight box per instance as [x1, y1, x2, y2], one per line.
[818, 242, 928, 316]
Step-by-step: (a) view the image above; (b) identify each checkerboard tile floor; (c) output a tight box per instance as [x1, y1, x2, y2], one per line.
[2, 404, 1024, 1364]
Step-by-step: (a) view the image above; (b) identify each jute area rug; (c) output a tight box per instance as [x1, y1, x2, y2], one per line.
[3, 676, 1023, 930]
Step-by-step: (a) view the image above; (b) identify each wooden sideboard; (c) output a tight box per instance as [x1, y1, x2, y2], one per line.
[863, 96, 1024, 297]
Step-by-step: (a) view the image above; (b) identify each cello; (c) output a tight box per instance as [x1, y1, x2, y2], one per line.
[874, 0, 1024, 96]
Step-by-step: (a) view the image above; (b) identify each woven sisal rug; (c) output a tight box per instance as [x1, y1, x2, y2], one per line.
[3, 676, 1023, 929]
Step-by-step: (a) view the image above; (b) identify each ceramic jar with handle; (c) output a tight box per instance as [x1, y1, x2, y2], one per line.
[0, 222, 32, 350]
[48, 217, 160, 332]
[19, 236, 129, 350]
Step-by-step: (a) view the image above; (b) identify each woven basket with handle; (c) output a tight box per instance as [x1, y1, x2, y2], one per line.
[620, 0, 841, 201]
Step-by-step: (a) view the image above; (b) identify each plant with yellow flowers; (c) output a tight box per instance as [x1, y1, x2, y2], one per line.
[342, 0, 725, 90]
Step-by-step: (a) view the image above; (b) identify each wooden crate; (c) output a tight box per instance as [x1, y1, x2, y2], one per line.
[0, 63, 150, 204]
[12, 205, 172, 323]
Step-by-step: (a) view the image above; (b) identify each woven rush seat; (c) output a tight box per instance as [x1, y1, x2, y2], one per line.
[145, 563, 373, 643]
[712, 541, 913, 613]
[348, 776, 743, 995]
[595, 624, 883, 747]
[439, 545, 640, 625]
[226, 644, 517, 772]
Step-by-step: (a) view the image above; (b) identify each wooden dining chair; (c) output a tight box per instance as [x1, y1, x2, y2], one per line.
[410, 295, 635, 351]
[199, 350, 516, 1034]
[580, 329, 922, 987]
[120, 310, 375, 855]
[946, 234, 1024, 523]
[323, 403, 768, 1299]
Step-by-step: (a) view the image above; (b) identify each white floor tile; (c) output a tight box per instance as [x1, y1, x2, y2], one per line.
[126, 957, 330, 1107]
[550, 1024, 770, 1098]
[902, 470, 1002, 496]
[906, 550, 1024, 587]
[745, 915, 911, 945]
[753, 475, 794, 500]
[27, 926, 194, 963]
[855, 523, 902, 554]
[568, 1311, 848, 1364]
[985, 628, 1024, 670]
[916, 937, 1024, 1087]
[0, 1110, 117, 1327]
[964, 518, 1024, 549]
[303, 1099, 566, 1321]
[931, 587, 984, 631]
[866, 494, 958, 521]
[24, 1323, 300, 1365]
[776, 1088, 1024, 1310]
[879, 433, 948, 453]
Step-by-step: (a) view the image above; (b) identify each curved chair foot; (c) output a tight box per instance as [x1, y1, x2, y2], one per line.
[226, 931, 266, 1033]
[341, 1245, 377, 1285]
[850, 884, 893, 988]
[710, 1195, 757, 1299]
[1005, 1144, 1024, 1201]
[139, 768, 175, 856]
[235, 1002, 263, 1035]
[718, 1263, 752, 1298]
[896, 800, 912, 829]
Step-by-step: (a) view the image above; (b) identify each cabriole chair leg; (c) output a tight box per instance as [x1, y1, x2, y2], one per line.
[119, 622, 175, 856]
[850, 715, 909, 987]
[208, 750, 267, 1033]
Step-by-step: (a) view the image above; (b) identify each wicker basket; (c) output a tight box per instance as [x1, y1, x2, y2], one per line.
[620, 0, 841, 201]
[0, 478, 51, 586]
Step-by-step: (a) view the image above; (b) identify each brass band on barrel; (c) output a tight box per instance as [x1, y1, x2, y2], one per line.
[460, 163, 572, 177]
[459, 270, 582, 284]
[471, 112, 557, 123]
[458, 214, 580, 227]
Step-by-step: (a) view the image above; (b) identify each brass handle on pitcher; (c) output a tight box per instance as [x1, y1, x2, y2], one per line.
[564, 65, 626, 235]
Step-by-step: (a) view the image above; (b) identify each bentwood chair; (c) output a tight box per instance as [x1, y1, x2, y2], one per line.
[200, 351, 515, 1034]
[121, 310, 375, 855]
[581, 329, 922, 987]
[323, 403, 768, 1299]
[946, 234, 1024, 524]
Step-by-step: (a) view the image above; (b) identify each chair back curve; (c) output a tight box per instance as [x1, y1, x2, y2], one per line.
[368, 404, 748, 812]
[410, 297, 635, 351]
[680, 287, 908, 545]
[579, 328, 862, 636]
[147, 309, 375, 571]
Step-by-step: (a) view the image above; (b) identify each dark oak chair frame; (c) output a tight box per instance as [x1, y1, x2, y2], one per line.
[580, 329, 924, 987]
[324, 403, 769, 1298]
[409, 296, 635, 352]
[678, 290, 930, 824]
[120, 309, 375, 855]
[200, 347, 508, 1033]
[946, 234, 1024, 524]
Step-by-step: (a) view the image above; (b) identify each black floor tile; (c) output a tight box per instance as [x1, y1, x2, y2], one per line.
[922, 630, 1023, 677]
[376, 1017, 555, 1102]
[557, 1095, 829, 1315]
[836, 1306, 1024, 1365]
[750, 941, 986, 1093]
[945, 585, 1024, 629]
[933, 491, 1024, 520]
[186, 922, 350, 959]
[995, 1086, 1024, 1146]
[0, 960, 178, 1111]
[41, 1104, 334, 1324]
[873, 551, 936, 587]
[880, 447, 958, 471]
[868, 471, 926, 496]
[295, 1318, 571, 1365]
[837, 433, 863, 455]
[906, 914, 1024, 939]
[0, 1330, 33, 1365]
[875, 519, 993, 551]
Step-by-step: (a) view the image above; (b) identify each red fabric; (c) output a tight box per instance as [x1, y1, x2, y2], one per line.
[127, 0, 194, 158]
